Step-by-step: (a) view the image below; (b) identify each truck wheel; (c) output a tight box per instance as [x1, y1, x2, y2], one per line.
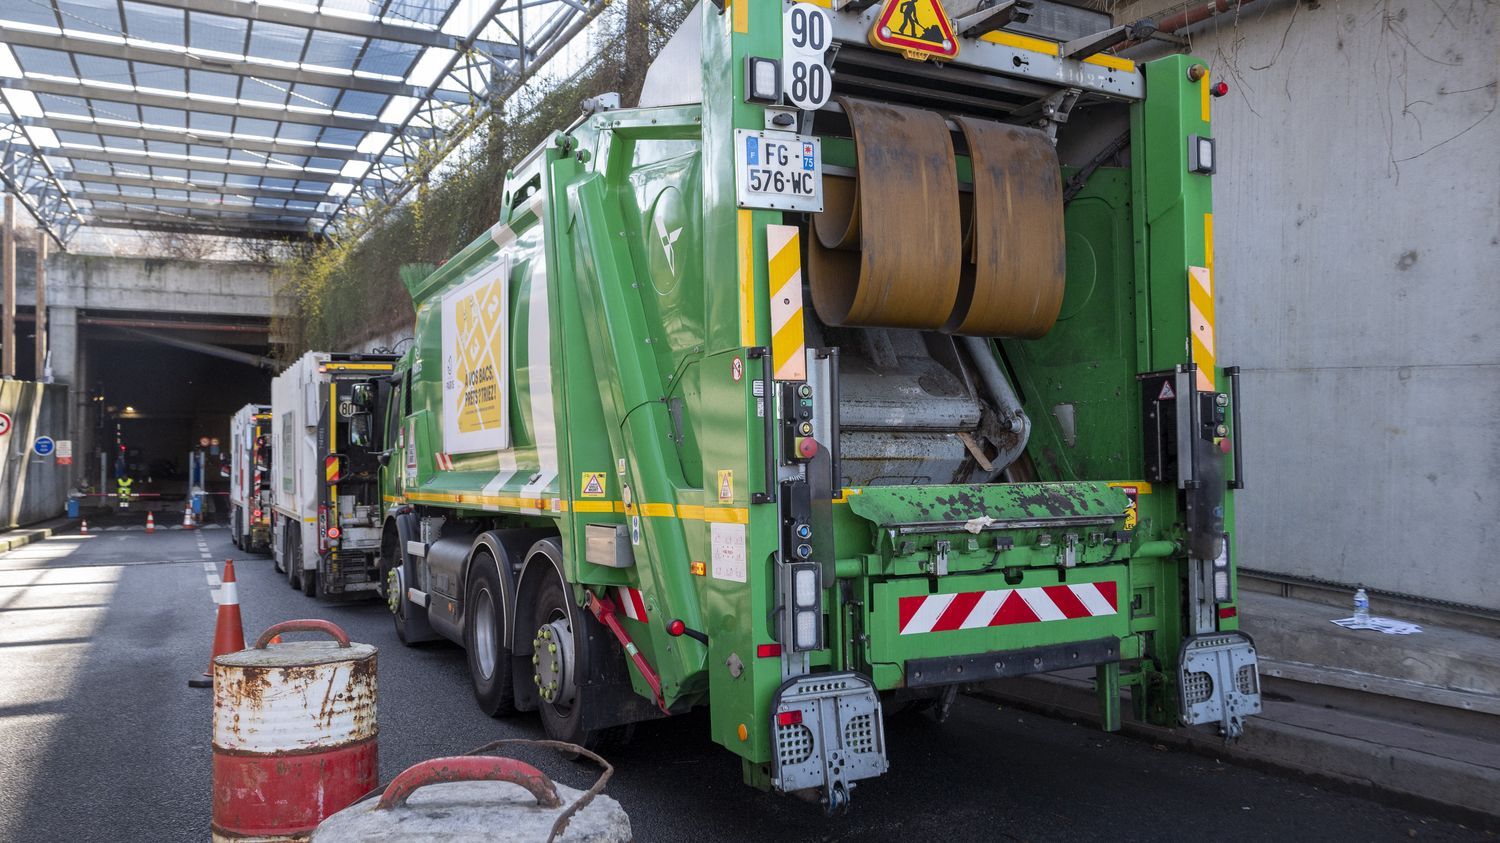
[465, 553, 516, 716]
[287, 528, 302, 591]
[529, 571, 602, 749]
[230, 507, 241, 549]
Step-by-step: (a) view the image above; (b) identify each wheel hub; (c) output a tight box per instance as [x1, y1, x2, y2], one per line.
[474, 588, 497, 680]
[532, 618, 575, 707]
[386, 567, 403, 614]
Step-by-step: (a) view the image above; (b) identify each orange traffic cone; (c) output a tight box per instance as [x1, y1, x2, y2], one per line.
[79, 518, 88, 534]
[182, 504, 195, 530]
[145, 512, 155, 534]
[187, 560, 246, 688]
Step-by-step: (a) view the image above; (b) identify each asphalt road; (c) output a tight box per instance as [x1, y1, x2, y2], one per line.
[0, 518, 1488, 842]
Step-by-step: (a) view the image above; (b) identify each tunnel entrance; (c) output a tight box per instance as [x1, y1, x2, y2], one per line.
[76, 313, 273, 520]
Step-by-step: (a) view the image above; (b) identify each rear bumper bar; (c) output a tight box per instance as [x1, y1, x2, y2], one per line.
[904, 636, 1120, 689]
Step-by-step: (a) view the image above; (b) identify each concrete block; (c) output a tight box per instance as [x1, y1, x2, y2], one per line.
[314, 779, 631, 842]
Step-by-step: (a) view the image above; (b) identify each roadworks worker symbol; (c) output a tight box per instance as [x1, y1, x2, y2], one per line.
[1158, 381, 1176, 401]
[718, 470, 734, 502]
[580, 472, 607, 498]
[870, 0, 958, 61]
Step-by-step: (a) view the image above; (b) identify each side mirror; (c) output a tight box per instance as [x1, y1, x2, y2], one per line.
[351, 382, 375, 411]
[349, 413, 371, 448]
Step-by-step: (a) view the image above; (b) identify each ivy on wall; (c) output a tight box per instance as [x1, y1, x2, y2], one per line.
[274, 0, 692, 356]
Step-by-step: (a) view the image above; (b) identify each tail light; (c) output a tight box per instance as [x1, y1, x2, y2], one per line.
[327, 525, 342, 540]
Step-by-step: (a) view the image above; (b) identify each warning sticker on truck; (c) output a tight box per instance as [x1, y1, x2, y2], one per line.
[442, 257, 511, 453]
[580, 472, 606, 498]
[711, 522, 747, 583]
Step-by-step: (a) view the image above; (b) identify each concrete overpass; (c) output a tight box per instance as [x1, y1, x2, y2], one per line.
[8, 241, 279, 500]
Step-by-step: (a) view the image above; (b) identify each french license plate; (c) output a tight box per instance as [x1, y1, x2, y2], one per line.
[734, 129, 822, 213]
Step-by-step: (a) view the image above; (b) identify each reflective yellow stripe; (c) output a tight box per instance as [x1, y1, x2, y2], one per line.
[404, 494, 750, 524]
[702, 507, 751, 524]
[1189, 264, 1216, 392]
[731, 0, 748, 34]
[980, 30, 1136, 73]
[325, 363, 394, 372]
[738, 209, 755, 346]
[1086, 53, 1136, 73]
[982, 30, 1059, 55]
[767, 224, 806, 381]
[1201, 72, 1212, 124]
[1205, 213, 1215, 277]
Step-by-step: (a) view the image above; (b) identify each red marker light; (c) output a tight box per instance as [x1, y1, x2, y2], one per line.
[326, 526, 342, 539]
[252, 508, 262, 518]
[796, 437, 819, 460]
[776, 710, 803, 726]
[666, 619, 686, 637]
[1211, 81, 1229, 97]
[756, 643, 782, 658]
[1218, 606, 1238, 619]
[1219, 437, 1233, 454]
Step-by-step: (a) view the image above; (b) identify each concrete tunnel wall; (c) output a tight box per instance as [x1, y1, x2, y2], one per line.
[0, 381, 70, 529]
[1117, 0, 1500, 608]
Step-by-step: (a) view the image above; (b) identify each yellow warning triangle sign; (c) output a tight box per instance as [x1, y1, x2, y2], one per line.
[870, 0, 959, 61]
[581, 472, 606, 497]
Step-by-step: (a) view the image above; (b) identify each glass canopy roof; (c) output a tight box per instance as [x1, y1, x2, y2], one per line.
[0, 0, 603, 242]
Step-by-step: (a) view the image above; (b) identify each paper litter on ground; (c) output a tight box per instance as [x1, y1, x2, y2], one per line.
[1330, 616, 1423, 635]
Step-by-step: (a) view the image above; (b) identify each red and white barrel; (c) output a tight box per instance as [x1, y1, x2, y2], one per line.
[212, 620, 378, 842]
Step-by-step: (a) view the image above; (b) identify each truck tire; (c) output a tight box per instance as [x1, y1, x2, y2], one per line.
[230, 506, 241, 550]
[287, 527, 302, 591]
[465, 552, 516, 716]
[529, 570, 598, 748]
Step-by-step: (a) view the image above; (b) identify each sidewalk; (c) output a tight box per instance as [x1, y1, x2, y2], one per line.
[0, 517, 71, 553]
[975, 590, 1500, 830]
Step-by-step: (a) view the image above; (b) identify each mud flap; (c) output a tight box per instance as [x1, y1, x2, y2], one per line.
[1179, 631, 1262, 739]
[394, 511, 440, 643]
[770, 672, 888, 812]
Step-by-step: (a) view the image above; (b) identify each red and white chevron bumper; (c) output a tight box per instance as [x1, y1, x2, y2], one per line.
[434, 452, 454, 470]
[613, 586, 648, 623]
[897, 582, 1119, 635]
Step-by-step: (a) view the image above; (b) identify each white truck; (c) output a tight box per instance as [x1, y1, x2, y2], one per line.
[228, 403, 272, 553]
[269, 351, 396, 598]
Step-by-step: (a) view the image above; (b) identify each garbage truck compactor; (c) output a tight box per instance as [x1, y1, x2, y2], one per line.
[379, 0, 1261, 811]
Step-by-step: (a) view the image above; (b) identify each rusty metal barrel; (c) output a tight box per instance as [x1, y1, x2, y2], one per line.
[212, 619, 378, 842]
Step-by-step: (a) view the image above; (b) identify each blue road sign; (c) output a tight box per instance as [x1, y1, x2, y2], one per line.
[33, 436, 54, 457]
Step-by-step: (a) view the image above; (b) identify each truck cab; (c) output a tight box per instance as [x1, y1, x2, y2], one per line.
[270, 352, 396, 598]
[228, 404, 272, 553]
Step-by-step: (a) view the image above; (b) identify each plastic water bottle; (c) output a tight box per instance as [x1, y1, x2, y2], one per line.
[1353, 588, 1370, 625]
